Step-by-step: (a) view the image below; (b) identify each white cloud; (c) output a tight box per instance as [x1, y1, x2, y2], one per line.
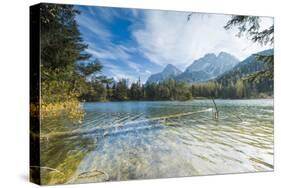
[87, 7, 119, 23]
[102, 61, 137, 84]
[133, 11, 273, 69]
[86, 43, 131, 61]
[127, 61, 141, 72]
[86, 44, 145, 82]
[86, 48, 114, 59]
[145, 70, 151, 74]
[76, 14, 112, 39]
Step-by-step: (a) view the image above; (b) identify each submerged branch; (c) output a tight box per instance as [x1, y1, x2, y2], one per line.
[41, 108, 212, 139]
[30, 166, 65, 176]
[77, 169, 109, 180]
[233, 114, 243, 122]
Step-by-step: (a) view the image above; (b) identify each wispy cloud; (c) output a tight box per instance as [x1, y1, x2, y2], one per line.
[76, 13, 112, 39]
[101, 60, 139, 84]
[86, 44, 131, 61]
[133, 11, 273, 69]
[76, 6, 161, 83]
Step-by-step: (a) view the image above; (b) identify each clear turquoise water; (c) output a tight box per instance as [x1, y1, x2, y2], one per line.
[42, 99, 274, 183]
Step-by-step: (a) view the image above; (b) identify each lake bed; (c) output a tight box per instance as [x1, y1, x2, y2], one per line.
[41, 99, 274, 184]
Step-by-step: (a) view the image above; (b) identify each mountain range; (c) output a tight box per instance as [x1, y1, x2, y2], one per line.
[177, 52, 239, 82]
[216, 49, 273, 85]
[146, 64, 182, 83]
[146, 49, 273, 84]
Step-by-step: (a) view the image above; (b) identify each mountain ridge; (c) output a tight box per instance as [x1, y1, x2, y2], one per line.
[146, 51, 240, 83]
[146, 64, 182, 83]
[216, 49, 273, 85]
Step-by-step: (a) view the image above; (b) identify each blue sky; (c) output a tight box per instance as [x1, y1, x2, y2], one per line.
[75, 5, 273, 83]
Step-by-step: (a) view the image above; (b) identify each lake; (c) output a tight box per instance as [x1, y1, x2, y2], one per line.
[40, 99, 274, 184]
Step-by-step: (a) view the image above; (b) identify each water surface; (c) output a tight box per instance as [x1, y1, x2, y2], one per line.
[41, 99, 274, 184]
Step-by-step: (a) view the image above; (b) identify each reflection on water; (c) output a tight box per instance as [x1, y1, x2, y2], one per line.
[41, 99, 274, 184]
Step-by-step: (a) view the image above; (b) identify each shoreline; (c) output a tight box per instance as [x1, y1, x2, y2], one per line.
[80, 97, 274, 103]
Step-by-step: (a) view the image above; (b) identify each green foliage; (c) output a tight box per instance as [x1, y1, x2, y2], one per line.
[39, 4, 92, 124]
[191, 79, 272, 99]
[39, 4, 119, 119]
[145, 79, 192, 101]
[114, 79, 129, 101]
[78, 75, 272, 102]
[224, 16, 274, 46]
[225, 16, 274, 83]
[246, 54, 274, 81]
[76, 59, 103, 77]
[40, 4, 91, 70]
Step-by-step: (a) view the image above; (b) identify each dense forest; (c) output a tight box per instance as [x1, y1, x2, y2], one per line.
[79, 72, 273, 102]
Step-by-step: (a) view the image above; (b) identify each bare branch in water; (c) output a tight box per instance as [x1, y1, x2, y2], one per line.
[30, 166, 65, 176]
[211, 97, 219, 120]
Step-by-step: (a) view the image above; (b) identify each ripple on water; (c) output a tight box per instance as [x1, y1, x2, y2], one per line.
[44, 100, 274, 183]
